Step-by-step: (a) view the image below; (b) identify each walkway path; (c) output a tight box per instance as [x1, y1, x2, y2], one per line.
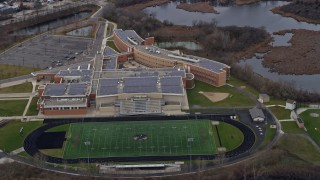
[0, 93, 35, 98]
[10, 147, 25, 155]
[23, 80, 37, 117]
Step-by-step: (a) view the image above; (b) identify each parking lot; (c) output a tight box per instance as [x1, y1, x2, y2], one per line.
[0, 35, 93, 68]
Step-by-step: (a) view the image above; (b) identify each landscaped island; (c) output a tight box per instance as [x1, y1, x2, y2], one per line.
[271, 1, 320, 25]
[176, 2, 218, 14]
[234, 0, 260, 5]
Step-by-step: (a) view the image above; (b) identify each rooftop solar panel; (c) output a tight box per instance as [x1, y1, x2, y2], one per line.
[43, 84, 67, 96]
[161, 86, 183, 94]
[160, 77, 181, 86]
[123, 77, 158, 87]
[123, 86, 158, 93]
[99, 78, 120, 87]
[99, 86, 119, 96]
[68, 84, 88, 95]
[104, 46, 118, 56]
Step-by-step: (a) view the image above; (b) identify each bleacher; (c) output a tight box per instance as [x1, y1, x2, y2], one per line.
[119, 99, 162, 115]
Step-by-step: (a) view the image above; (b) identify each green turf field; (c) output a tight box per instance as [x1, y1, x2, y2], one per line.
[63, 120, 216, 158]
[300, 109, 320, 144]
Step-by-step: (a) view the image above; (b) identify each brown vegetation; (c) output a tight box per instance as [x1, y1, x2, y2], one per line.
[264, 29, 320, 75]
[272, 1, 320, 25]
[234, 0, 260, 5]
[122, 0, 170, 11]
[176, 2, 218, 14]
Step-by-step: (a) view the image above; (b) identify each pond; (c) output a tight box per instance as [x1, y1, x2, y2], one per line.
[11, 11, 91, 36]
[144, 1, 320, 92]
[144, 1, 320, 33]
[156, 41, 202, 50]
[271, 33, 293, 47]
[66, 26, 93, 37]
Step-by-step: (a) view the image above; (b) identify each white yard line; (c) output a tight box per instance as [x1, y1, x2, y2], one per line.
[279, 119, 295, 122]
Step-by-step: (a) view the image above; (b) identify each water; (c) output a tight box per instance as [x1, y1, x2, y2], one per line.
[11, 12, 91, 36]
[156, 41, 202, 50]
[66, 26, 93, 37]
[144, 1, 320, 91]
[271, 33, 293, 47]
[144, 1, 320, 33]
[238, 56, 320, 92]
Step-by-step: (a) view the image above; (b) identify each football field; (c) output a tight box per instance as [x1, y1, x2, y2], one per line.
[63, 120, 217, 158]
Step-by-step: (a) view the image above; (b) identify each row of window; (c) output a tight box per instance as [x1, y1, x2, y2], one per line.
[136, 51, 175, 67]
[45, 107, 85, 110]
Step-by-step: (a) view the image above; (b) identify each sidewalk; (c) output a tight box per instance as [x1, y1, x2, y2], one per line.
[10, 147, 25, 155]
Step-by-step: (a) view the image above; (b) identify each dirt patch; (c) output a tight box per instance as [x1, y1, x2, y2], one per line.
[263, 29, 320, 75]
[234, 0, 260, 5]
[176, 2, 218, 14]
[200, 92, 230, 103]
[124, 0, 170, 11]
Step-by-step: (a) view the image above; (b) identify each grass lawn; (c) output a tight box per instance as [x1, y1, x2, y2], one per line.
[40, 149, 64, 158]
[269, 106, 291, 120]
[17, 151, 30, 158]
[187, 80, 255, 107]
[212, 125, 221, 147]
[280, 121, 305, 134]
[106, 23, 114, 37]
[0, 82, 33, 94]
[0, 64, 40, 80]
[63, 120, 216, 158]
[46, 124, 70, 132]
[26, 98, 39, 116]
[107, 40, 120, 52]
[265, 98, 286, 106]
[300, 109, 320, 145]
[277, 134, 320, 165]
[217, 122, 244, 151]
[0, 100, 28, 116]
[259, 125, 276, 149]
[228, 76, 259, 98]
[0, 120, 43, 152]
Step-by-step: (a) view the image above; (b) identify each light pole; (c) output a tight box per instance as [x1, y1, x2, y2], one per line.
[84, 140, 90, 168]
[188, 138, 193, 171]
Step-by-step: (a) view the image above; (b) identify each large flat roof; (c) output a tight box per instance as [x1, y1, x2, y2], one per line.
[113, 29, 229, 73]
[103, 46, 119, 57]
[98, 76, 183, 96]
[114, 29, 144, 46]
[43, 83, 90, 97]
[137, 45, 228, 73]
[100, 68, 186, 79]
[103, 55, 117, 70]
[57, 69, 93, 82]
[43, 97, 87, 108]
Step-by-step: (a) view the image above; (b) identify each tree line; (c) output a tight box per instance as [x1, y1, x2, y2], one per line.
[231, 63, 320, 102]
